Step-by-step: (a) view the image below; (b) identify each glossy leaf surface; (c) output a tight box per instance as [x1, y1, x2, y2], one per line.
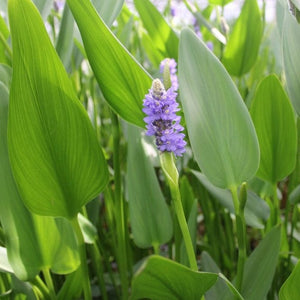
[222, 0, 263, 76]
[127, 125, 173, 248]
[179, 29, 259, 189]
[0, 82, 79, 280]
[67, 0, 152, 127]
[283, 9, 300, 115]
[134, 0, 179, 59]
[250, 75, 297, 183]
[8, 0, 108, 218]
[131, 255, 218, 300]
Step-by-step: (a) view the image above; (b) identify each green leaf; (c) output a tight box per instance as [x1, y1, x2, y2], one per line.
[127, 125, 173, 248]
[0, 64, 11, 88]
[55, 3, 74, 70]
[201, 251, 230, 300]
[67, 0, 152, 127]
[289, 184, 300, 204]
[283, 9, 300, 115]
[208, 0, 233, 6]
[241, 225, 281, 299]
[134, 0, 179, 60]
[0, 82, 80, 280]
[33, 0, 52, 20]
[250, 75, 297, 183]
[78, 213, 97, 244]
[279, 260, 300, 299]
[222, 0, 263, 76]
[92, 0, 124, 27]
[179, 28, 260, 189]
[130, 255, 218, 300]
[192, 171, 269, 229]
[8, 0, 108, 218]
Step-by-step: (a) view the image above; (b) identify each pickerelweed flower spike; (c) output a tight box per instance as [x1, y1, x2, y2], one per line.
[160, 58, 178, 91]
[143, 79, 186, 157]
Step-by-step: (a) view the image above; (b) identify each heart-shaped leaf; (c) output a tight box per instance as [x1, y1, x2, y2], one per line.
[0, 82, 79, 280]
[8, 0, 108, 219]
[179, 28, 259, 189]
[130, 255, 218, 300]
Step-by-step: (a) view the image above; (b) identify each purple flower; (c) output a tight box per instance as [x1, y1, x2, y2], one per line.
[206, 41, 214, 51]
[143, 79, 186, 157]
[160, 58, 179, 91]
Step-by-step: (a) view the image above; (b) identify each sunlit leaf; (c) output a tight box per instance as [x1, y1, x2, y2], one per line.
[134, 0, 179, 59]
[127, 125, 173, 248]
[179, 29, 259, 189]
[8, 0, 108, 218]
[222, 0, 263, 76]
[131, 255, 218, 300]
[250, 75, 297, 183]
[67, 0, 152, 127]
[0, 82, 79, 280]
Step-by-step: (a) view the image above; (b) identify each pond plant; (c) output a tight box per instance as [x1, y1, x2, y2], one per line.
[0, 0, 300, 299]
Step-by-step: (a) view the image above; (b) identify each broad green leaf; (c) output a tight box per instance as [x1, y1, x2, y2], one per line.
[179, 29, 259, 189]
[289, 184, 300, 204]
[0, 82, 80, 280]
[283, 9, 300, 115]
[127, 125, 173, 248]
[279, 260, 300, 299]
[241, 225, 281, 299]
[0, 247, 13, 273]
[222, 0, 263, 76]
[8, 0, 108, 218]
[130, 255, 218, 300]
[92, 0, 124, 27]
[192, 171, 269, 229]
[134, 0, 179, 60]
[67, 0, 152, 127]
[250, 75, 297, 183]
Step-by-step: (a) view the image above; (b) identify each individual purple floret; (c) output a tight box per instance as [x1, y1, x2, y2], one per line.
[143, 79, 186, 157]
[159, 58, 179, 91]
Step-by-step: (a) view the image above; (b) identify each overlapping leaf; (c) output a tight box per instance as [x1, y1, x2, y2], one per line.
[8, 0, 108, 218]
[67, 0, 152, 127]
[0, 82, 79, 280]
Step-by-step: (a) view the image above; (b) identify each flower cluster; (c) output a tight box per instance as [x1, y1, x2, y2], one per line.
[143, 79, 186, 157]
[160, 58, 179, 91]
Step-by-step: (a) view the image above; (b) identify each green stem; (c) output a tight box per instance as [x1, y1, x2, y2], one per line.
[0, 32, 12, 58]
[230, 186, 247, 293]
[272, 184, 280, 225]
[32, 276, 51, 300]
[42, 268, 56, 300]
[71, 216, 91, 300]
[152, 243, 160, 255]
[111, 112, 129, 299]
[160, 152, 198, 271]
